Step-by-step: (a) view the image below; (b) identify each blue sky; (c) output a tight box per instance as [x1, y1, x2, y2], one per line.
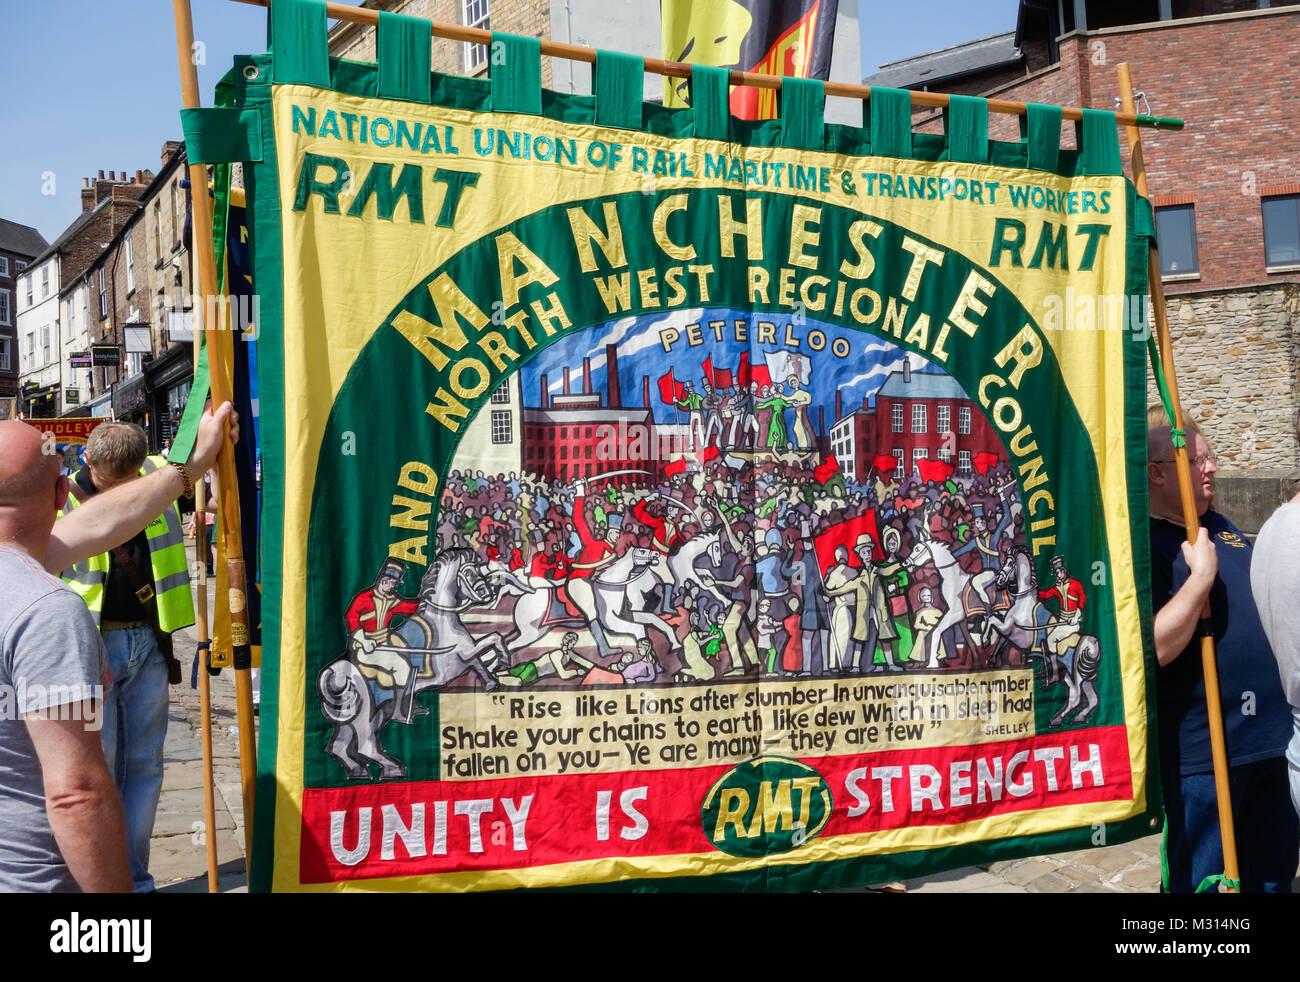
[519, 309, 932, 426]
[0, 0, 1016, 244]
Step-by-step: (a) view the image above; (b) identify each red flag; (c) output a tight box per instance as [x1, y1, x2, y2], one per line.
[813, 511, 879, 573]
[702, 356, 733, 389]
[918, 458, 955, 484]
[658, 369, 685, 404]
[814, 454, 840, 484]
[974, 451, 1000, 475]
[665, 458, 688, 476]
[737, 351, 772, 390]
[699, 445, 720, 463]
[873, 453, 898, 473]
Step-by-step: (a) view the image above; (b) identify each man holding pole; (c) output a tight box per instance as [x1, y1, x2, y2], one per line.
[1148, 409, 1297, 892]
[0, 402, 235, 891]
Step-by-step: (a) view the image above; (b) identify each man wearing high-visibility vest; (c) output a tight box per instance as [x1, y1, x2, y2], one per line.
[61, 422, 194, 893]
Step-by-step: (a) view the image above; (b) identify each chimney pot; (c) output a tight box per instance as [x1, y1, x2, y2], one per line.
[136, 170, 143, 183]
[98, 170, 105, 179]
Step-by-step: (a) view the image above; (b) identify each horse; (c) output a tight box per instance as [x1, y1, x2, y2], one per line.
[591, 546, 683, 655]
[983, 547, 1103, 726]
[317, 548, 513, 780]
[666, 532, 726, 607]
[902, 530, 981, 669]
[981, 547, 1049, 668]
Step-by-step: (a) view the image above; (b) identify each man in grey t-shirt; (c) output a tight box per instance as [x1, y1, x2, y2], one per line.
[0, 404, 235, 891]
[0, 545, 122, 891]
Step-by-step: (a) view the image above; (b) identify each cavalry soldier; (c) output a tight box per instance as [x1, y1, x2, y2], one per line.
[1038, 555, 1087, 662]
[345, 559, 424, 715]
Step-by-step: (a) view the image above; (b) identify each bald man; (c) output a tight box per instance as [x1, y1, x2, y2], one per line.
[0, 404, 234, 892]
[1148, 412, 1296, 893]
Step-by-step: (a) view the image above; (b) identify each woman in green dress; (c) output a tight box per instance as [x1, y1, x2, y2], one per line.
[874, 527, 915, 665]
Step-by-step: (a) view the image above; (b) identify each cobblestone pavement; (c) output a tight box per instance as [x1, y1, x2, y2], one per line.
[141, 553, 1191, 895]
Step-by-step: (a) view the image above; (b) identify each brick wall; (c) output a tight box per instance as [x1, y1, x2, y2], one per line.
[331, 1, 553, 87]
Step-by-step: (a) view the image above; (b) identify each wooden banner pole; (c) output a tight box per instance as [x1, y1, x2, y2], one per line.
[1117, 62, 1239, 893]
[192, 477, 221, 892]
[227, 0, 1183, 130]
[173, 0, 258, 870]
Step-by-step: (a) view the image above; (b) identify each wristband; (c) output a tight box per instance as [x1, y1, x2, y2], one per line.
[169, 461, 195, 499]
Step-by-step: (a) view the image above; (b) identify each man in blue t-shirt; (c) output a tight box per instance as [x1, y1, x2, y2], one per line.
[1148, 416, 1297, 892]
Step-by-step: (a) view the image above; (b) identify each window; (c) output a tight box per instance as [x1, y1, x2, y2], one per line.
[958, 405, 971, 435]
[1155, 203, 1199, 276]
[462, 0, 490, 72]
[25, 274, 32, 306]
[0, 337, 9, 371]
[938, 447, 953, 464]
[42, 326, 50, 365]
[1262, 194, 1300, 268]
[0, 257, 8, 277]
[125, 237, 135, 293]
[0, 289, 9, 327]
[65, 298, 74, 339]
[491, 410, 511, 444]
[912, 404, 927, 434]
[15, 260, 25, 273]
[958, 450, 972, 476]
[937, 405, 951, 434]
[153, 201, 163, 259]
[891, 403, 903, 433]
[41, 266, 49, 299]
[490, 381, 510, 404]
[98, 268, 107, 316]
[892, 448, 904, 478]
[912, 447, 929, 473]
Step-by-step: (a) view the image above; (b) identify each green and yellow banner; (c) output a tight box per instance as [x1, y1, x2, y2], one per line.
[204, 0, 1160, 892]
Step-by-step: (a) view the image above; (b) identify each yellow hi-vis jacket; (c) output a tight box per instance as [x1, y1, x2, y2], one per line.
[61, 455, 196, 633]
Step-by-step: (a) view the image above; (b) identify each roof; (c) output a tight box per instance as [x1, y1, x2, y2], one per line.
[523, 407, 652, 425]
[864, 31, 1021, 90]
[26, 197, 113, 269]
[0, 218, 48, 259]
[876, 368, 968, 401]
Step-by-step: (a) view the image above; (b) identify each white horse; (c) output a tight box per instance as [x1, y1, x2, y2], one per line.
[902, 531, 980, 669]
[666, 532, 727, 607]
[592, 546, 683, 654]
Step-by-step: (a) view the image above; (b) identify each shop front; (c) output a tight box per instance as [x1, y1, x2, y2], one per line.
[146, 342, 194, 451]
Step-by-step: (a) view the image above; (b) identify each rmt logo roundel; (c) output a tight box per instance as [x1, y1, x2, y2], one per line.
[700, 756, 832, 857]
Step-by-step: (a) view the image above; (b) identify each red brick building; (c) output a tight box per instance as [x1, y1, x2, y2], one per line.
[832, 364, 1001, 483]
[522, 344, 668, 484]
[866, 1, 1300, 524]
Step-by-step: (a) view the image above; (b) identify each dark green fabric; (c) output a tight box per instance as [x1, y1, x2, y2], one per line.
[1134, 193, 1156, 243]
[269, 0, 329, 88]
[691, 66, 731, 141]
[780, 78, 825, 151]
[1020, 103, 1063, 172]
[867, 86, 912, 158]
[594, 50, 644, 130]
[943, 95, 988, 163]
[490, 32, 542, 116]
[1077, 108, 1123, 176]
[377, 11, 432, 104]
[179, 108, 264, 164]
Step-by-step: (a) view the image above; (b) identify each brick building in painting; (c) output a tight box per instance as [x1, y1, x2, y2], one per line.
[865, 0, 1300, 527]
[521, 344, 690, 484]
[830, 363, 1001, 484]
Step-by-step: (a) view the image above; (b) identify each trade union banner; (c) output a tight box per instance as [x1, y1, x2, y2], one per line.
[191, 0, 1160, 891]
